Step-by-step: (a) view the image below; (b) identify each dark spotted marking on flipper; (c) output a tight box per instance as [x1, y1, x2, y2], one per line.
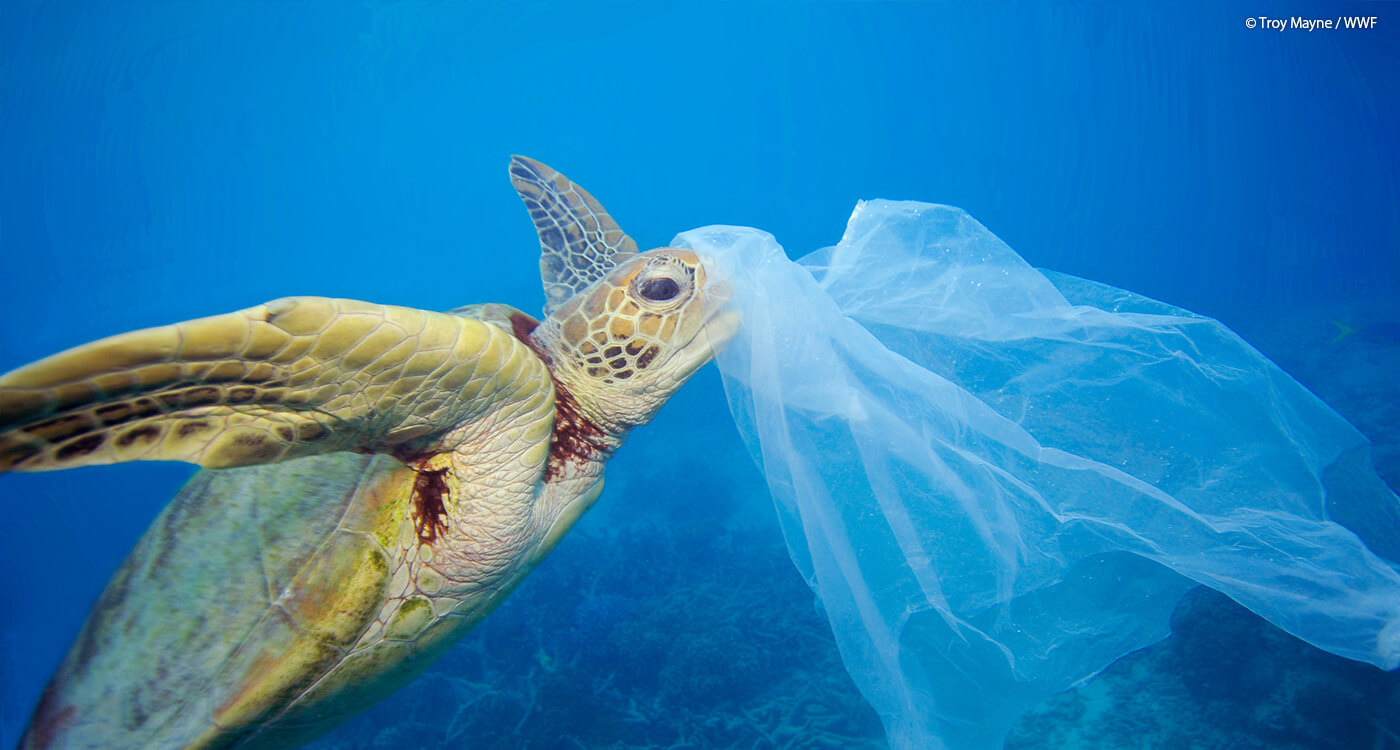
[225, 432, 287, 464]
[56, 433, 105, 461]
[4, 442, 42, 466]
[177, 421, 213, 438]
[159, 386, 222, 410]
[95, 402, 142, 427]
[2, 296, 552, 476]
[116, 425, 162, 447]
[28, 414, 94, 443]
[111, 403, 162, 426]
[297, 422, 327, 441]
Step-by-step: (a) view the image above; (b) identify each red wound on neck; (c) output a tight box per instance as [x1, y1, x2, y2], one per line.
[544, 382, 608, 480]
[509, 312, 609, 481]
[510, 311, 540, 341]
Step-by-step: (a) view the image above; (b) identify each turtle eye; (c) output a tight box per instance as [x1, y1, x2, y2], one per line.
[628, 254, 694, 310]
[638, 277, 681, 302]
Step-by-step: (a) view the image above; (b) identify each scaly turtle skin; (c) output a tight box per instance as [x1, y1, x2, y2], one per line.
[0, 156, 736, 749]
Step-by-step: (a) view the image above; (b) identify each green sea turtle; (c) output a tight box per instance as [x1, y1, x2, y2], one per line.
[0, 156, 736, 749]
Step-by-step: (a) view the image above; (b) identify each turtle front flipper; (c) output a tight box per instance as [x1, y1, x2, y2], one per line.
[0, 296, 553, 472]
[510, 154, 640, 315]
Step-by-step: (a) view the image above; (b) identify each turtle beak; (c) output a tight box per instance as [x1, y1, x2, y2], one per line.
[670, 280, 739, 376]
[700, 297, 741, 356]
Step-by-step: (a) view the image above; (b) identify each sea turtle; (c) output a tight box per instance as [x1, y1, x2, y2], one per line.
[0, 156, 736, 749]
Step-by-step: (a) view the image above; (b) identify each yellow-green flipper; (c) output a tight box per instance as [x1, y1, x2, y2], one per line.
[4, 157, 733, 749]
[1, 298, 550, 472]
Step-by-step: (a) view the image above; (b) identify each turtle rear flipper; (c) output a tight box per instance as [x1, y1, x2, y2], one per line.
[0, 296, 553, 472]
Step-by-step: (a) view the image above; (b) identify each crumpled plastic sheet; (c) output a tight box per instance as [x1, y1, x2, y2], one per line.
[676, 201, 1400, 750]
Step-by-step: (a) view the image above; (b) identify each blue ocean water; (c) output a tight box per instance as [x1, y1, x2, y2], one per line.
[1, 2, 1397, 748]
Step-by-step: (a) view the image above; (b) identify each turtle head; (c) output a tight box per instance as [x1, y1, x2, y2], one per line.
[510, 155, 737, 438]
[532, 247, 735, 436]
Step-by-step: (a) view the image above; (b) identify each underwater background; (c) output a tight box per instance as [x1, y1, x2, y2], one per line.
[2, 1, 1397, 748]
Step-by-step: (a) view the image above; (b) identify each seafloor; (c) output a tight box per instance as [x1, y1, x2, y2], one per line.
[312, 297, 1400, 750]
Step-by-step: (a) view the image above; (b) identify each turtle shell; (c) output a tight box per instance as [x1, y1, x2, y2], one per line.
[23, 453, 480, 749]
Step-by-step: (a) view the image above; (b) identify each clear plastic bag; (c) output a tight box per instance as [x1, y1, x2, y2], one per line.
[678, 201, 1400, 750]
